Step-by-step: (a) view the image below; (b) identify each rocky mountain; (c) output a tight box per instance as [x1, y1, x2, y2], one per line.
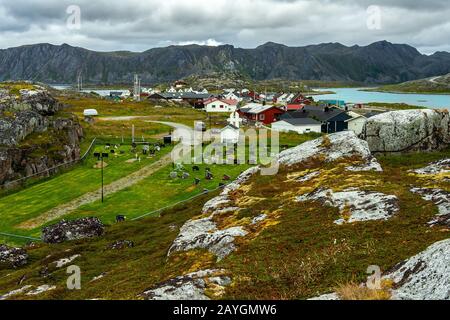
[0, 83, 83, 188]
[1, 41, 450, 85]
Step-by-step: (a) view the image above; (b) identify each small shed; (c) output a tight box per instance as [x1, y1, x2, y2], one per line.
[83, 109, 98, 117]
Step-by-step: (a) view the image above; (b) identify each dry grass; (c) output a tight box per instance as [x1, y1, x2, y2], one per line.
[321, 135, 332, 149]
[335, 280, 393, 300]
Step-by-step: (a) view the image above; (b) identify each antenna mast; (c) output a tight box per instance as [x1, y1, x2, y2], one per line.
[134, 74, 141, 102]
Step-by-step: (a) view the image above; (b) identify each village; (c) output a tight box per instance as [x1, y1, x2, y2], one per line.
[97, 79, 387, 145]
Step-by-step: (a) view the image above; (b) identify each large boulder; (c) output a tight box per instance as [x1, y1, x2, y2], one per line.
[384, 239, 450, 300]
[278, 131, 382, 171]
[141, 269, 231, 300]
[42, 217, 104, 244]
[362, 109, 450, 153]
[0, 244, 28, 268]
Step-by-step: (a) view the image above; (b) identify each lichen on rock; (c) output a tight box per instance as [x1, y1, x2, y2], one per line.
[278, 131, 382, 172]
[141, 269, 231, 300]
[297, 188, 399, 224]
[411, 187, 449, 227]
[384, 239, 450, 300]
[0, 244, 28, 268]
[42, 217, 104, 244]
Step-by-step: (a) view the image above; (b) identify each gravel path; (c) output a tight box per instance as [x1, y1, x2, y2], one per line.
[17, 153, 174, 230]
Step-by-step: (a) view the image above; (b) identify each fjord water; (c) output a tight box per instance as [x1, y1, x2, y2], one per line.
[314, 88, 450, 110]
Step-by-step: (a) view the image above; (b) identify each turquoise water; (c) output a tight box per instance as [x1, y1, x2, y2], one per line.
[314, 88, 450, 110]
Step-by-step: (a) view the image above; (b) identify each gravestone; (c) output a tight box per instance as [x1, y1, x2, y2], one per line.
[169, 172, 178, 179]
[182, 172, 190, 179]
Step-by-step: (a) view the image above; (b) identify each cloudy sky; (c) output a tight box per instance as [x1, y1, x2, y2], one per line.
[0, 0, 449, 54]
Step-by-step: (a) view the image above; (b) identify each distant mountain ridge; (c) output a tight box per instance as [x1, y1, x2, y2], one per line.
[1, 41, 450, 85]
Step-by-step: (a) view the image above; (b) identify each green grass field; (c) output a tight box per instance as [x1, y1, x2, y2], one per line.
[0, 143, 173, 240]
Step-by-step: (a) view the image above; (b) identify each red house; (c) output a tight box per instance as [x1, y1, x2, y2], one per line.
[238, 103, 285, 125]
[291, 93, 313, 105]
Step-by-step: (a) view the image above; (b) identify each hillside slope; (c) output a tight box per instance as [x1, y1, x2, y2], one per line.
[0, 131, 448, 300]
[371, 73, 450, 94]
[1, 41, 450, 85]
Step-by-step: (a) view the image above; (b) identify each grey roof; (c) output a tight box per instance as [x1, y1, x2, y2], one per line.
[280, 118, 321, 126]
[280, 106, 351, 122]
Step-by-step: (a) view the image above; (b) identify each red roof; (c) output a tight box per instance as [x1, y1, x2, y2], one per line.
[287, 103, 305, 111]
[204, 98, 239, 106]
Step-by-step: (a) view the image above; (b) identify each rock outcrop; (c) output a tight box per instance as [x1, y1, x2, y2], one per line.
[278, 131, 382, 171]
[141, 269, 231, 300]
[385, 239, 450, 300]
[297, 188, 400, 224]
[168, 167, 258, 261]
[411, 188, 449, 227]
[362, 109, 450, 153]
[42, 217, 104, 244]
[0, 84, 83, 187]
[0, 244, 28, 268]
[411, 158, 450, 175]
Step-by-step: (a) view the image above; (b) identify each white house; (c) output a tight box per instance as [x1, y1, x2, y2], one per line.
[345, 111, 367, 135]
[220, 124, 240, 144]
[223, 91, 242, 102]
[205, 98, 238, 113]
[271, 118, 321, 134]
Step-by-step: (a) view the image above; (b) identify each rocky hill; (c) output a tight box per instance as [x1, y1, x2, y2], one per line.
[372, 73, 450, 94]
[0, 121, 448, 300]
[1, 41, 450, 85]
[0, 82, 83, 188]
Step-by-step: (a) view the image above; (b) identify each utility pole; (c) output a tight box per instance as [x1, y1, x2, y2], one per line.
[94, 152, 109, 203]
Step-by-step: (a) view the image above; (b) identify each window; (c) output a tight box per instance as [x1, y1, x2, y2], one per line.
[220, 105, 224, 108]
[259, 114, 265, 120]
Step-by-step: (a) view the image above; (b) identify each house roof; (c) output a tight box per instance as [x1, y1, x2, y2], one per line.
[204, 97, 239, 106]
[280, 106, 351, 122]
[364, 111, 386, 118]
[277, 118, 321, 126]
[239, 103, 283, 114]
[221, 124, 239, 131]
[150, 92, 214, 100]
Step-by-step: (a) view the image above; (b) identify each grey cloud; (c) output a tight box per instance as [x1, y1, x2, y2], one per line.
[0, 0, 448, 54]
